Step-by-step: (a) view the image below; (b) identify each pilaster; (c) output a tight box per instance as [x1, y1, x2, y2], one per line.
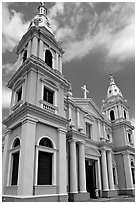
[78, 141, 86, 193]
[68, 138, 78, 193]
[2, 128, 11, 194]
[107, 150, 115, 190]
[100, 148, 109, 191]
[17, 117, 37, 196]
[122, 152, 133, 189]
[38, 39, 44, 60]
[31, 36, 38, 57]
[57, 128, 67, 194]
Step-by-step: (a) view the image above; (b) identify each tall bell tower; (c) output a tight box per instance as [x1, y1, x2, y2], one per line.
[101, 74, 135, 195]
[3, 3, 70, 201]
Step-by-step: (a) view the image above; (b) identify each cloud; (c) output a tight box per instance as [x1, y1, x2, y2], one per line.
[2, 86, 12, 108]
[48, 2, 135, 67]
[2, 2, 30, 53]
[2, 63, 17, 86]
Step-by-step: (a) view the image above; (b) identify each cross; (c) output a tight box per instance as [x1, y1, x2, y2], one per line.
[81, 85, 89, 99]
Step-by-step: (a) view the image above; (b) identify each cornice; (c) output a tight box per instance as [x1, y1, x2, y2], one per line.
[16, 27, 64, 55]
[112, 145, 135, 153]
[3, 102, 69, 128]
[112, 120, 134, 129]
[7, 56, 70, 89]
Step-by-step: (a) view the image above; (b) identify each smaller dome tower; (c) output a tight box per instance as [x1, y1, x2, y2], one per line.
[102, 74, 130, 123]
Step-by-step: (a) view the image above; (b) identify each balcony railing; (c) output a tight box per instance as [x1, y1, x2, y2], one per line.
[40, 100, 58, 114]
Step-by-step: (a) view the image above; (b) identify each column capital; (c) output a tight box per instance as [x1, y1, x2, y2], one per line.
[57, 127, 67, 134]
[21, 115, 38, 125]
[122, 151, 130, 156]
[100, 146, 107, 152]
[68, 138, 77, 143]
[77, 140, 85, 145]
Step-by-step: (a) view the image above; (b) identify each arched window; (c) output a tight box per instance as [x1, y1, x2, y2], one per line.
[131, 160, 135, 184]
[37, 137, 53, 185]
[45, 50, 52, 68]
[124, 110, 126, 119]
[39, 137, 53, 148]
[13, 138, 20, 148]
[11, 138, 20, 185]
[110, 110, 115, 121]
[23, 50, 27, 62]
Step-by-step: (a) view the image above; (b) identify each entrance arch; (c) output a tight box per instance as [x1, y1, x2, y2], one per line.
[85, 147, 101, 198]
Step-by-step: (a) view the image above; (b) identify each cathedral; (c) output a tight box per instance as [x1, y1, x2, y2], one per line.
[2, 3, 135, 202]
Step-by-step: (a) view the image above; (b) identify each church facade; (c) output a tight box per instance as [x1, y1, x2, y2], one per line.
[2, 3, 135, 202]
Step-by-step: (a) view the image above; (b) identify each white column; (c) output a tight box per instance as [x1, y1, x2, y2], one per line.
[27, 40, 31, 57]
[17, 117, 37, 196]
[9, 90, 14, 114]
[77, 109, 80, 129]
[123, 152, 133, 189]
[22, 80, 26, 103]
[31, 36, 38, 57]
[69, 139, 78, 193]
[56, 52, 59, 70]
[115, 106, 118, 119]
[97, 158, 102, 191]
[78, 141, 86, 192]
[69, 106, 72, 120]
[107, 151, 115, 190]
[100, 148, 109, 190]
[59, 56, 62, 73]
[118, 105, 122, 118]
[57, 128, 67, 194]
[103, 123, 106, 139]
[98, 120, 101, 138]
[2, 128, 11, 194]
[38, 39, 44, 60]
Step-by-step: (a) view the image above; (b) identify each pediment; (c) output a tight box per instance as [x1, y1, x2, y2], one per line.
[74, 98, 103, 119]
[85, 146, 101, 157]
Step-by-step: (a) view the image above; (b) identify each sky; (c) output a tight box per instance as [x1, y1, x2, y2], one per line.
[2, 2, 135, 126]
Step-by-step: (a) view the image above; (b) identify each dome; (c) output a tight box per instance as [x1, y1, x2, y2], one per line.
[107, 74, 123, 98]
[28, 3, 54, 35]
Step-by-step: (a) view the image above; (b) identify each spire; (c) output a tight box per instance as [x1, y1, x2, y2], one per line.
[38, 2, 47, 15]
[28, 2, 54, 35]
[109, 73, 115, 85]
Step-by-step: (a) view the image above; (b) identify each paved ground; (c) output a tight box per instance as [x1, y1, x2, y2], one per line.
[87, 196, 135, 202]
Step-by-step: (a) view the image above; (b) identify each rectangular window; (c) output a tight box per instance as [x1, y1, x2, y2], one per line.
[43, 87, 54, 104]
[17, 87, 22, 102]
[11, 152, 19, 185]
[113, 167, 117, 185]
[37, 151, 52, 185]
[86, 123, 91, 139]
[128, 133, 132, 143]
[131, 168, 135, 184]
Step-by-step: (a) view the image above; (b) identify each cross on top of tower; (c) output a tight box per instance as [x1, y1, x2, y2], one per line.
[81, 85, 89, 99]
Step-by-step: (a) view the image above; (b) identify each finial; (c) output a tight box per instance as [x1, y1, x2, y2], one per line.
[40, 2, 45, 6]
[109, 73, 115, 85]
[38, 2, 47, 15]
[81, 85, 89, 99]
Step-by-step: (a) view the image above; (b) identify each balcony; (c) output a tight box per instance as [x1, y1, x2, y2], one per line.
[11, 100, 23, 112]
[40, 100, 58, 114]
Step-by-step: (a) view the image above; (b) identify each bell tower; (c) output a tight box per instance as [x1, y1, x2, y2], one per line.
[101, 74, 134, 147]
[102, 74, 130, 122]
[101, 74, 135, 195]
[3, 3, 70, 200]
[8, 2, 70, 117]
